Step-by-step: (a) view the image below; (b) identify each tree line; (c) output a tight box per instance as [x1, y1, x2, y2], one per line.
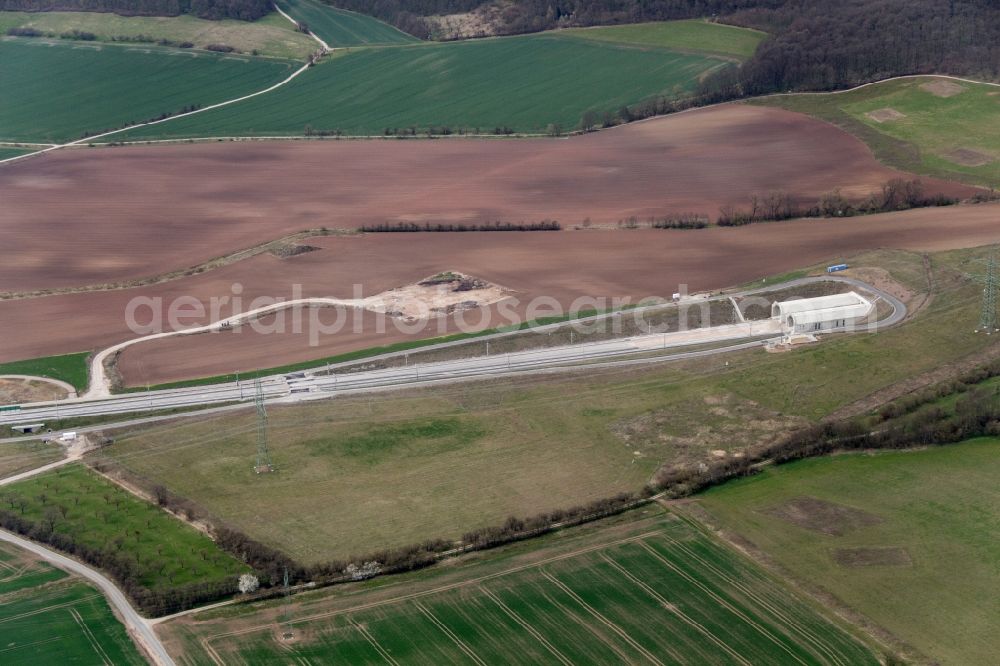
[716, 179, 957, 227]
[33, 356, 991, 616]
[9, 0, 998, 100]
[322, 0, 1000, 110]
[360, 220, 561, 232]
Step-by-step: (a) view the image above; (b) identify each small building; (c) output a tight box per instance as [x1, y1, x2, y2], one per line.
[772, 291, 873, 334]
[10, 423, 45, 434]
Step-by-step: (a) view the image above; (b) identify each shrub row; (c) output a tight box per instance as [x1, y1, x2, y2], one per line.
[716, 180, 957, 227]
[62, 361, 1000, 615]
[360, 220, 561, 232]
[878, 357, 1000, 420]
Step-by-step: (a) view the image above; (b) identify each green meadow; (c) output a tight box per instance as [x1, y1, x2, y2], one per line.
[0, 37, 298, 143]
[274, 0, 417, 47]
[562, 19, 766, 59]
[697, 438, 1000, 665]
[757, 76, 1000, 188]
[119, 33, 731, 138]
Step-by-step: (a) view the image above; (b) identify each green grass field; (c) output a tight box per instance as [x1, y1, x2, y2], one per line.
[161, 509, 877, 664]
[274, 0, 417, 46]
[0, 542, 145, 664]
[0, 441, 62, 478]
[0, 10, 316, 58]
[117, 32, 732, 138]
[0, 464, 246, 590]
[562, 19, 766, 59]
[0, 351, 89, 392]
[0, 146, 31, 159]
[0, 37, 298, 143]
[98, 247, 996, 563]
[695, 438, 1000, 665]
[756, 76, 1000, 188]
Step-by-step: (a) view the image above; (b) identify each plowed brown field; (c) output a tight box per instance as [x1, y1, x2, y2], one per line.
[1, 202, 998, 386]
[0, 104, 976, 293]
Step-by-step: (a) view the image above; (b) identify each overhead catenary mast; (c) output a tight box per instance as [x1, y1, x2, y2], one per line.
[254, 377, 273, 473]
[969, 246, 998, 334]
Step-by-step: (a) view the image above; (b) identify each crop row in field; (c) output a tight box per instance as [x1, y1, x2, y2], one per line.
[117, 33, 732, 139]
[275, 0, 417, 47]
[167, 511, 876, 664]
[757, 76, 1000, 188]
[0, 37, 298, 143]
[0, 542, 145, 664]
[0, 10, 316, 58]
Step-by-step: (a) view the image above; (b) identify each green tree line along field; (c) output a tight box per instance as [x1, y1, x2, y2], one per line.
[757, 76, 1000, 189]
[117, 33, 732, 139]
[162, 510, 878, 664]
[0, 542, 145, 664]
[0, 10, 317, 58]
[98, 248, 995, 565]
[696, 437, 1000, 665]
[0, 38, 298, 143]
[274, 0, 418, 47]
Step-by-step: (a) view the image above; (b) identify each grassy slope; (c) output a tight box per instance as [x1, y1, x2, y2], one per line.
[161, 510, 877, 664]
[720, 247, 991, 418]
[0, 37, 298, 143]
[696, 438, 1000, 665]
[118, 34, 730, 138]
[0, 10, 316, 59]
[274, 0, 417, 46]
[0, 441, 62, 478]
[100, 248, 997, 562]
[562, 19, 766, 59]
[103, 390, 655, 563]
[755, 76, 1000, 188]
[0, 351, 89, 392]
[0, 542, 145, 664]
[1, 464, 246, 590]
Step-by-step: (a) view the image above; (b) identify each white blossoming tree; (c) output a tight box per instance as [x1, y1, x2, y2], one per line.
[238, 573, 260, 594]
[344, 561, 381, 581]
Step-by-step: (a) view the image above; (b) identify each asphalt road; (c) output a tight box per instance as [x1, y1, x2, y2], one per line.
[0, 274, 904, 666]
[0, 529, 175, 666]
[0, 276, 903, 429]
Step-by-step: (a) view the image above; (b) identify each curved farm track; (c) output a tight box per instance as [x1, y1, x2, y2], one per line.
[0, 199, 998, 385]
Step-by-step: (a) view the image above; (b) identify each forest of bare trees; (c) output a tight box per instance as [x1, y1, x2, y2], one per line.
[326, 0, 1000, 97]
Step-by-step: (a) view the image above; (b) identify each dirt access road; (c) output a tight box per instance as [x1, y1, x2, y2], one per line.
[0, 200, 994, 382]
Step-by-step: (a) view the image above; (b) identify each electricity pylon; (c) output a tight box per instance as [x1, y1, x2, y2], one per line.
[968, 247, 998, 334]
[281, 566, 293, 638]
[254, 378, 273, 473]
